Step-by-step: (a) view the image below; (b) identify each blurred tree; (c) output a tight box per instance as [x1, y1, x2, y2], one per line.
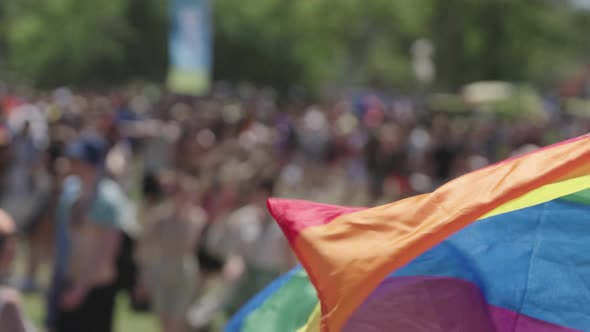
[212, 0, 306, 92]
[0, 0, 589, 92]
[123, 0, 168, 82]
[3, 0, 131, 86]
[432, 0, 590, 89]
[1, 0, 166, 87]
[212, 0, 434, 92]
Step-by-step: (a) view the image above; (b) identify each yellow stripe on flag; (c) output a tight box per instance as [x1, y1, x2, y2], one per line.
[297, 304, 321, 332]
[481, 173, 590, 219]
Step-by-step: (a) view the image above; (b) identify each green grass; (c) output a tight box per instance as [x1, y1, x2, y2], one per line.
[23, 292, 159, 332]
[22, 293, 44, 328]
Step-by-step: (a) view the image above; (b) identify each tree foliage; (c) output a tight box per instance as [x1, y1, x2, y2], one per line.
[1, 0, 166, 87]
[1, 0, 589, 92]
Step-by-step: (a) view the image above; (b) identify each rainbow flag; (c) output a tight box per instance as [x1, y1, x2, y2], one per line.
[227, 134, 590, 332]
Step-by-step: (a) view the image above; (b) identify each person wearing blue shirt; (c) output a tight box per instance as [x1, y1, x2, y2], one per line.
[45, 175, 80, 331]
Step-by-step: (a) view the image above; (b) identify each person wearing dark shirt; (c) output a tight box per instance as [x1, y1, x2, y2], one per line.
[366, 124, 408, 200]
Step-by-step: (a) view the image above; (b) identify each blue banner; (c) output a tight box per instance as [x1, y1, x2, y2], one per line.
[167, 0, 212, 96]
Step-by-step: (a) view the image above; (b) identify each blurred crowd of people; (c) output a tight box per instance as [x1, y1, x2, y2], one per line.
[0, 82, 588, 332]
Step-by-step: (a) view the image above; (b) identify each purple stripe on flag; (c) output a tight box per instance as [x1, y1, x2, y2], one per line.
[343, 276, 578, 332]
[489, 306, 579, 332]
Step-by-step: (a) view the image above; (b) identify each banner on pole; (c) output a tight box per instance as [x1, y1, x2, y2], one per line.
[167, 0, 212, 96]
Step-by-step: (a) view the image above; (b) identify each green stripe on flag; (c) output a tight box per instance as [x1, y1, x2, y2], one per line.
[241, 270, 318, 332]
[562, 188, 590, 206]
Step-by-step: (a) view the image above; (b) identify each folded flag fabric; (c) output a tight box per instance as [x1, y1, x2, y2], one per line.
[226, 134, 590, 332]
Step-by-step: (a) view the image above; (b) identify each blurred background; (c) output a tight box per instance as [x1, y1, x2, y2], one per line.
[1, 0, 590, 331]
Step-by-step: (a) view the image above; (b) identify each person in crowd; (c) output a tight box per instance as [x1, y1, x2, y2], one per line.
[0, 210, 37, 332]
[50, 137, 128, 332]
[45, 136, 83, 332]
[0, 120, 11, 202]
[9, 121, 41, 197]
[21, 121, 70, 293]
[137, 172, 206, 332]
[220, 178, 296, 314]
[366, 122, 409, 200]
